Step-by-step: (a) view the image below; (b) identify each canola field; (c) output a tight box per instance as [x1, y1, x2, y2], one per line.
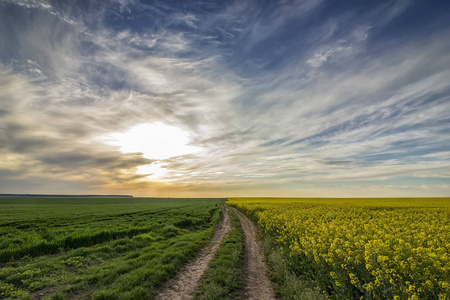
[227, 197, 450, 300]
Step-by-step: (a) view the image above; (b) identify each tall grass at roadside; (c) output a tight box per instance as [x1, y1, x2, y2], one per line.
[263, 237, 327, 300]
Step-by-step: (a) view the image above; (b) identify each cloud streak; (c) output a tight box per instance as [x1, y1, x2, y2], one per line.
[0, 0, 449, 196]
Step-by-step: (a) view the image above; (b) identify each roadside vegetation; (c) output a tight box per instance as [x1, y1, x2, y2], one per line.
[194, 209, 244, 300]
[264, 237, 327, 300]
[0, 197, 224, 299]
[228, 197, 450, 300]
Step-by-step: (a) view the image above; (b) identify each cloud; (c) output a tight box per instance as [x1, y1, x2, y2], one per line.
[172, 13, 198, 28]
[0, 0, 449, 196]
[306, 24, 371, 69]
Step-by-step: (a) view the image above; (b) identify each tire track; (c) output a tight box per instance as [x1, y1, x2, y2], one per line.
[230, 207, 276, 300]
[155, 206, 231, 300]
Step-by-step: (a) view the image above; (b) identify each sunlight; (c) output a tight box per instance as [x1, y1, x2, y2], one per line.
[102, 123, 200, 177]
[136, 163, 167, 179]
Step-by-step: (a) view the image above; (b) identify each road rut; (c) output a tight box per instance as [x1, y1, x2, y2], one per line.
[230, 207, 276, 300]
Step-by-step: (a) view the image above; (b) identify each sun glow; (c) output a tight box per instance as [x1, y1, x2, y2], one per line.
[102, 123, 200, 178]
[136, 163, 168, 178]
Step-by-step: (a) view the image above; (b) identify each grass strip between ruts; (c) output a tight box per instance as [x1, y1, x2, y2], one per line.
[193, 208, 244, 300]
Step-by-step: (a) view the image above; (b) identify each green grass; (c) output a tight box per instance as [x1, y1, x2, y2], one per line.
[193, 209, 244, 300]
[0, 197, 225, 299]
[263, 238, 327, 300]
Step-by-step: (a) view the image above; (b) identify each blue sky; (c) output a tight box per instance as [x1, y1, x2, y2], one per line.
[0, 0, 449, 197]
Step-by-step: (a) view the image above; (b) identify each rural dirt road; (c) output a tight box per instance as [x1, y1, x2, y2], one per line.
[155, 206, 232, 300]
[230, 207, 276, 300]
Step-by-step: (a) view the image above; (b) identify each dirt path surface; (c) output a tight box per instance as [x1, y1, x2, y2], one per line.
[230, 207, 276, 300]
[155, 206, 232, 300]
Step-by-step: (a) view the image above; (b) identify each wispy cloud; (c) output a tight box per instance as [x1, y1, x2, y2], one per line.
[0, 0, 449, 196]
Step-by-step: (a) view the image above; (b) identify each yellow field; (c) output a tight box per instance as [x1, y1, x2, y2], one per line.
[227, 198, 450, 300]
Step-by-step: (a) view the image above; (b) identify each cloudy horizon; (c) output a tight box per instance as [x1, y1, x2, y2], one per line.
[1, 0, 449, 197]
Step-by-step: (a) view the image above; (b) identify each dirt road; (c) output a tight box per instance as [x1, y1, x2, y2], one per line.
[155, 206, 232, 300]
[230, 207, 276, 300]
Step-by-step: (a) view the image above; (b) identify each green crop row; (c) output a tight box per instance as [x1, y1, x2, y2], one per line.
[0, 198, 220, 263]
[0, 197, 225, 299]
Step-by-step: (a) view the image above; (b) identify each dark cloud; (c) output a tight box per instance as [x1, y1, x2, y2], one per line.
[0, 169, 94, 194]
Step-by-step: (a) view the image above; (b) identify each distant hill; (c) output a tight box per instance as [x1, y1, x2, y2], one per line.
[0, 194, 133, 198]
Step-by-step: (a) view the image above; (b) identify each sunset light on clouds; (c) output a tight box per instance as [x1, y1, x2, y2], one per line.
[0, 0, 449, 197]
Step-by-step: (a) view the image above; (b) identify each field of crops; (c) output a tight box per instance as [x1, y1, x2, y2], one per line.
[0, 197, 224, 299]
[227, 197, 450, 300]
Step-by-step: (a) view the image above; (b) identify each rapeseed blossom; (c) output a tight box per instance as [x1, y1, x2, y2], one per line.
[227, 197, 450, 299]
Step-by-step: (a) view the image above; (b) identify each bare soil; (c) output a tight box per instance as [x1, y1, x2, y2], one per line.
[29, 286, 64, 300]
[155, 206, 232, 300]
[230, 207, 276, 300]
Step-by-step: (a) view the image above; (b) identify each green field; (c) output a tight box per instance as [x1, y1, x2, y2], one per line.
[0, 197, 225, 299]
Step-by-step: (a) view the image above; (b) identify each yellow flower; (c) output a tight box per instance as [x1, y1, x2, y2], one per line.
[226, 197, 450, 300]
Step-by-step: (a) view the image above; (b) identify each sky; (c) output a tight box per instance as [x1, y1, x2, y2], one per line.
[0, 0, 449, 197]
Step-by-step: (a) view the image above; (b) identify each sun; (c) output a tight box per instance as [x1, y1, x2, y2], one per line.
[102, 122, 200, 178]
